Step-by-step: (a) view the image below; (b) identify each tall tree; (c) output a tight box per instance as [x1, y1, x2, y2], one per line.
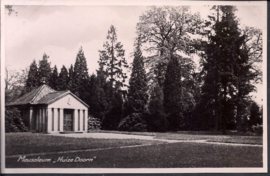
[137, 6, 203, 87]
[96, 65, 112, 105]
[6, 67, 28, 102]
[67, 64, 75, 93]
[201, 6, 246, 133]
[146, 80, 169, 132]
[25, 60, 39, 92]
[98, 25, 129, 102]
[88, 74, 108, 119]
[249, 101, 261, 129]
[73, 47, 90, 105]
[127, 38, 148, 113]
[38, 53, 51, 86]
[233, 26, 262, 131]
[163, 55, 183, 130]
[101, 92, 123, 130]
[49, 65, 59, 90]
[58, 65, 69, 91]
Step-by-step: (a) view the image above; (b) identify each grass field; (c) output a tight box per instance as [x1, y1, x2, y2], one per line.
[91, 130, 263, 145]
[5, 132, 263, 168]
[5, 133, 163, 156]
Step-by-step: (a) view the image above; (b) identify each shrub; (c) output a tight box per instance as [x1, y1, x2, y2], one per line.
[101, 106, 122, 130]
[252, 124, 263, 135]
[88, 115, 101, 130]
[122, 101, 133, 119]
[145, 111, 169, 132]
[101, 92, 123, 130]
[118, 113, 147, 132]
[5, 107, 28, 132]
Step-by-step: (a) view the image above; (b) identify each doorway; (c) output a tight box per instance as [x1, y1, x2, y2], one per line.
[64, 109, 74, 131]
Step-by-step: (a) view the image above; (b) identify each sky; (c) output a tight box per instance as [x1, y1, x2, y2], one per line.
[4, 4, 266, 104]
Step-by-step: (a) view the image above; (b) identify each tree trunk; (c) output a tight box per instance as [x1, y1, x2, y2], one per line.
[222, 82, 227, 134]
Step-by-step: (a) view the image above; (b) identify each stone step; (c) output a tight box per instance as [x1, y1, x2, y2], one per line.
[59, 131, 83, 134]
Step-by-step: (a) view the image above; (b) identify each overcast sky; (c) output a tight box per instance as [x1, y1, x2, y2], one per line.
[4, 4, 265, 104]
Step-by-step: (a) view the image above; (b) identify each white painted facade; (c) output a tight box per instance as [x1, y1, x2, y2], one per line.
[32, 93, 88, 134]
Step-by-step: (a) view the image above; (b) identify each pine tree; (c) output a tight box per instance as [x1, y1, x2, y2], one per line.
[127, 38, 148, 113]
[98, 25, 129, 101]
[25, 60, 39, 92]
[233, 28, 262, 132]
[163, 55, 183, 130]
[37, 53, 51, 86]
[49, 65, 59, 90]
[67, 64, 75, 93]
[146, 80, 169, 132]
[101, 92, 123, 130]
[96, 65, 112, 105]
[58, 65, 69, 91]
[88, 74, 108, 119]
[73, 47, 90, 105]
[201, 6, 245, 133]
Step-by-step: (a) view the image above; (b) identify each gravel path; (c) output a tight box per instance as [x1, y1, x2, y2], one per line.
[51, 133, 155, 140]
[50, 133, 263, 146]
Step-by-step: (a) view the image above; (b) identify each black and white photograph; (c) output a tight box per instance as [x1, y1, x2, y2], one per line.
[1, 0, 267, 174]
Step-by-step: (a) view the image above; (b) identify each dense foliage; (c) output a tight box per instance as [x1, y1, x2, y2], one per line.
[98, 25, 129, 101]
[49, 65, 59, 90]
[5, 107, 28, 132]
[118, 113, 147, 132]
[101, 92, 123, 130]
[88, 115, 101, 130]
[58, 66, 69, 91]
[126, 38, 148, 114]
[163, 55, 183, 130]
[25, 60, 39, 92]
[8, 5, 263, 133]
[196, 6, 262, 133]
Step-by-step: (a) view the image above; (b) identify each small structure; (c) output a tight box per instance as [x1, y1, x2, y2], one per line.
[6, 84, 89, 133]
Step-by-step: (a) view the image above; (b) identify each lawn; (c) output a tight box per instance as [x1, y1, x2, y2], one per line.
[5, 132, 263, 168]
[154, 133, 263, 145]
[5, 133, 164, 156]
[91, 130, 263, 145]
[6, 142, 262, 168]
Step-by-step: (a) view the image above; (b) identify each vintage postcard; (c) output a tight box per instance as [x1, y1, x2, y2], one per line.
[1, 0, 267, 174]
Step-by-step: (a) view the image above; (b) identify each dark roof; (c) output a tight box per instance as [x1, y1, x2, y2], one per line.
[37, 91, 69, 104]
[6, 85, 55, 106]
[6, 84, 89, 108]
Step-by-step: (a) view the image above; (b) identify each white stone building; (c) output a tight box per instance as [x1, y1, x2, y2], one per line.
[6, 84, 89, 133]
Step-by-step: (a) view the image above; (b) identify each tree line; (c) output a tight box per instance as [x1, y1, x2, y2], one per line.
[6, 5, 263, 133]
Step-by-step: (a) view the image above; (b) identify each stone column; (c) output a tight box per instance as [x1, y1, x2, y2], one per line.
[54, 108, 58, 132]
[36, 108, 39, 132]
[29, 107, 33, 131]
[47, 108, 52, 133]
[43, 108, 46, 132]
[74, 109, 78, 132]
[84, 110, 88, 132]
[45, 108, 48, 132]
[38, 110, 40, 132]
[60, 109, 64, 132]
[40, 108, 43, 132]
[80, 110, 83, 132]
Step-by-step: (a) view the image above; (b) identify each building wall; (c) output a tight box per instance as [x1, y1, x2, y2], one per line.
[34, 105, 48, 133]
[34, 94, 88, 133]
[48, 94, 88, 110]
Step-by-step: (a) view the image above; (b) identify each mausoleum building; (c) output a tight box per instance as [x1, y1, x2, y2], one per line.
[6, 84, 89, 133]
